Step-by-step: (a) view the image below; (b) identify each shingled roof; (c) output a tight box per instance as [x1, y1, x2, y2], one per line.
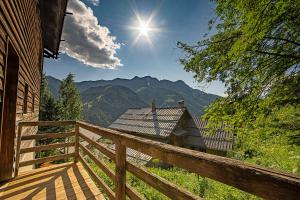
[184, 118, 233, 151]
[109, 106, 233, 153]
[109, 107, 186, 138]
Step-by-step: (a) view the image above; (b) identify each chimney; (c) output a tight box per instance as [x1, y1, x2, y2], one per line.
[178, 100, 185, 108]
[152, 100, 156, 112]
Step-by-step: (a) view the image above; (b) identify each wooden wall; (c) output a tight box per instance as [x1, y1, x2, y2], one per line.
[0, 0, 43, 180]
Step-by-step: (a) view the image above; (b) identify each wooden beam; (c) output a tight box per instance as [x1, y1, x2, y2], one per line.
[76, 121, 300, 200]
[14, 124, 23, 177]
[19, 153, 75, 167]
[19, 120, 76, 127]
[21, 132, 75, 140]
[79, 132, 115, 161]
[20, 142, 75, 154]
[115, 140, 126, 200]
[127, 161, 201, 200]
[126, 185, 146, 200]
[79, 155, 115, 200]
[79, 143, 115, 182]
[75, 123, 79, 162]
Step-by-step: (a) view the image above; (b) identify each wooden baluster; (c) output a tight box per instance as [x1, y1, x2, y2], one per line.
[115, 140, 126, 200]
[14, 124, 22, 177]
[75, 123, 79, 162]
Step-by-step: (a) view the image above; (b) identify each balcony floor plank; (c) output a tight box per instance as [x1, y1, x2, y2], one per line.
[0, 162, 105, 200]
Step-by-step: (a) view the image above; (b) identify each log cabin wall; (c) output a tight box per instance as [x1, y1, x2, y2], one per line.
[0, 0, 43, 181]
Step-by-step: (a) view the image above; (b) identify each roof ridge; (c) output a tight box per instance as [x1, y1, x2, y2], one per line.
[127, 106, 187, 110]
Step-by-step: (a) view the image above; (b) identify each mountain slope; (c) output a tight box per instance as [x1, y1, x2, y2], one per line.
[46, 76, 61, 99]
[81, 85, 147, 127]
[46, 75, 219, 126]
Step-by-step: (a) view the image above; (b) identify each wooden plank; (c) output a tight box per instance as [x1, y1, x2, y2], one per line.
[19, 120, 76, 127]
[76, 121, 300, 200]
[21, 132, 75, 141]
[20, 142, 75, 154]
[0, 25, 6, 40]
[14, 124, 23, 177]
[127, 161, 201, 200]
[0, 78, 3, 91]
[79, 143, 115, 181]
[0, 53, 4, 67]
[0, 162, 105, 200]
[115, 140, 126, 200]
[126, 185, 146, 200]
[79, 155, 115, 200]
[0, 2, 39, 90]
[75, 124, 79, 162]
[0, 39, 5, 59]
[79, 132, 115, 160]
[2, 0, 40, 87]
[19, 153, 75, 167]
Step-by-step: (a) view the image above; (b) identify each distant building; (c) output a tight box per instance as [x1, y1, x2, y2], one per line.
[109, 101, 233, 162]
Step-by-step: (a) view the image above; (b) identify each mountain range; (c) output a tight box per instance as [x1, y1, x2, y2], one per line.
[46, 76, 219, 127]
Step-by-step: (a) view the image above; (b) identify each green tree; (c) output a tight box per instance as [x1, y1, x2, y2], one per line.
[178, 0, 300, 173]
[178, 0, 300, 128]
[39, 74, 60, 122]
[38, 74, 61, 159]
[58, 73, 83, 121]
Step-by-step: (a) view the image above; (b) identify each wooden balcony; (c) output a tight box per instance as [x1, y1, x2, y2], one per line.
[0, 162, 104, 200]
[1, 120, 300, 200]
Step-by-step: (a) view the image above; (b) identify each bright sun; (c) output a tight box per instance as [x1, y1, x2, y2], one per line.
[127, 11, 162, 46]
[138, 20, 150, 36]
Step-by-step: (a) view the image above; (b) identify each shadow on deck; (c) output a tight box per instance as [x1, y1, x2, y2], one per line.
[0, 162, 104, 200]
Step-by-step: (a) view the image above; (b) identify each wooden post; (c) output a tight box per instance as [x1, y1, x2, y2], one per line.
[14, 124, 22, 177]
[74, 123, 79, 162]
[115, 140, 126, 200]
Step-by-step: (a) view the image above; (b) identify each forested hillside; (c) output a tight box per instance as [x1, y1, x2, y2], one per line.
[46, 75, 219, 126]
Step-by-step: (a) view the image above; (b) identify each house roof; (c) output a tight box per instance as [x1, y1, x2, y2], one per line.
[109, 107, 186, 138]
[109, 106, 233, 152]
[184, 118, 233, 151]
[40, 0, 68, 58]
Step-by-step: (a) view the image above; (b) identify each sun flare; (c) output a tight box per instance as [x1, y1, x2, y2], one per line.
[137, 20, 150, 36]
[127, 10, 162, 47]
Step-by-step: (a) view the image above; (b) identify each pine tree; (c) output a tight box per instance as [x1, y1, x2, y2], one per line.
[39, 74, 60, 121]
[39, 75, 61, 158]
[58, 73, 83, 121]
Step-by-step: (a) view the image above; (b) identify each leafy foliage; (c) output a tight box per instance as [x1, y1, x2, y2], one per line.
[178, 0, 300, 173]
[38, 74, 83, 161]
[178, 0, 300, 122]
[58, 73, 83, 121]
[39, 74, 60, 122]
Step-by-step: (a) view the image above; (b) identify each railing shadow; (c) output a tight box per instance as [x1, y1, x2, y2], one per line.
[0, 163, 97, 200]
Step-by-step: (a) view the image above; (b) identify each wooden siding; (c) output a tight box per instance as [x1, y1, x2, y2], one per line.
[0, 0, 43, 181]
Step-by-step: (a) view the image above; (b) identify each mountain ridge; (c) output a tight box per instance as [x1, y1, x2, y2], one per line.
[46, 75, 219, 127]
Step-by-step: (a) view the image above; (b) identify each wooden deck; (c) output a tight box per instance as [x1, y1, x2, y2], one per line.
[0, 162, 105, 200]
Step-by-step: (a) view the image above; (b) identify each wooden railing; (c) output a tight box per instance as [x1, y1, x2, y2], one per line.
[16, 121, 300, 200]
[15, 121, 76, 177]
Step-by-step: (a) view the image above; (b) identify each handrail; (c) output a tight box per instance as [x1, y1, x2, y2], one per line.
[76, 120, 300, 200]
[15, 121, 77, 177]
[18, 120, 76, 126]
[15, 120, 300, 200]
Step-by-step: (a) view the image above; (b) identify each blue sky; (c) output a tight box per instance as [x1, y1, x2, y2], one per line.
[44, 0, 226, 96]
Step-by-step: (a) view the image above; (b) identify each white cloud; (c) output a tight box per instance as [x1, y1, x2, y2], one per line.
[89, 0, 100, 6]
[61, 0, 121, 68]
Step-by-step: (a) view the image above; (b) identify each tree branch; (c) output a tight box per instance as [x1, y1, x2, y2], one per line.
[254, 50, 300, 59]
[264, 36, 300, 47]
